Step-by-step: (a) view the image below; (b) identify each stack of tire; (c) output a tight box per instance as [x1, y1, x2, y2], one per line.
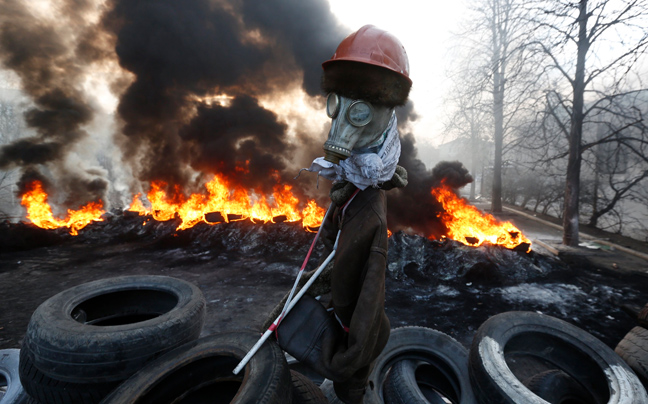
[339, 312, 648, 404]
[6, 275, 326, 404]
[16, 275, 206, 404]
[4, 276, 648, 404]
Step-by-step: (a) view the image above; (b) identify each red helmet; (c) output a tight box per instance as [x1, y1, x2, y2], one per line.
[322, 25, 411, 84]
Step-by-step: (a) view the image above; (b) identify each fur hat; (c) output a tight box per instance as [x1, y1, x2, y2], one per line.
[321, 61, 411, 108]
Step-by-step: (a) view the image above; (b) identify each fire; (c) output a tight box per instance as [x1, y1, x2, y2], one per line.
[20, 181, 104, 236]
[19, 175, 530, 248]
[301, 200, 326, 229]
[128, 174, 326, 231]
[128, 193, 149, 215]
[432, 183, 531, 251]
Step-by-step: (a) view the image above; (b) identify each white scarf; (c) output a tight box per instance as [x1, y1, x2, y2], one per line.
[306, 113, 401, 190]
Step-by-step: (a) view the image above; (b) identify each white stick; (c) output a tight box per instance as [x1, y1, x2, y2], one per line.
[232, 247, 338, 375]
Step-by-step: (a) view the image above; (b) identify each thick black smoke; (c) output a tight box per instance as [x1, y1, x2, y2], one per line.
[431, 161, 473, 189]
[387, 102, 473, 235]
[0, 0, 108, 207]
[2, 0, 468, 235]
[241, 0, 344, 97]
[103, 0, 346, 198]
[181, 95, 291, 193]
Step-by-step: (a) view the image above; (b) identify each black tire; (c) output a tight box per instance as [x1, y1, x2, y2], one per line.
[615, 326, 648, 385]
[0, 349, 29, 404]
[291, 370, 327, 404]
[524, 369, 596, 404]
[639, 304, 648, 328]
[99, 332, 293, 404]
[21, 275, 205, 384]
[384, 360, 458, 404]
[469, 311, 648, 404]
[365, 327, 476, 404]
[18, 351, 119, 404]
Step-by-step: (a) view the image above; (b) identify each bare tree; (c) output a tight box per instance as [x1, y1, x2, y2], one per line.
[449, 0, 543, 212]
[526, 0, 648, 245]
[442, 81, 491, 200]
[0, 86, 23, 220]
[585, 105, 648, 228]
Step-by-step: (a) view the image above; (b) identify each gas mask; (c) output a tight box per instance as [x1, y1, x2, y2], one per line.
[323, 93, 394, 164]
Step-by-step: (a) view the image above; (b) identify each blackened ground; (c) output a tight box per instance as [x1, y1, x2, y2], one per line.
[0, 209, 647, 353]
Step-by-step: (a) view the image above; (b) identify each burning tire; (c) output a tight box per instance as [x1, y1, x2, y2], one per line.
[469, 311, 648, 404]
[615, 326, 648, 385]
[365, 326, 476, 404]
[290, 370, 327, 404]
[100, 332, 293, 404]
[0, 349, 29, 404]
[20, 275, 205, 400]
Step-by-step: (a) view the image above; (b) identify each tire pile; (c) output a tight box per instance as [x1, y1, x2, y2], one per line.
[1, 275, 647, 404]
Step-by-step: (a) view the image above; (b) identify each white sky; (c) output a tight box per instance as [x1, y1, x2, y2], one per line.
[327, 0, 469, 147]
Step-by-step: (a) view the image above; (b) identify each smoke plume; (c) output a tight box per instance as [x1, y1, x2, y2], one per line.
[386, 102, 473, 235]
[1, 0, 476, 237]
[101, 0, 346, 199]
[0, 0, 110, 205]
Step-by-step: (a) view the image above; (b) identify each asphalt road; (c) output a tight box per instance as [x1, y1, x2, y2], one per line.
[485, 203, 648, 276]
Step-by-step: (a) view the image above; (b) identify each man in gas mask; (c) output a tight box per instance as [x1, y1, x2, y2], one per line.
[309, 24, 411, 403]
[264, 25, 411, 404]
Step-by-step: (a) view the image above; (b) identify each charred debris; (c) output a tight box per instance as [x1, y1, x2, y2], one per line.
[1, 211, 646, 349]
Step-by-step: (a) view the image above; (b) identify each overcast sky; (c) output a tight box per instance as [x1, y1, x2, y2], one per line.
[327, 0, 469, 147]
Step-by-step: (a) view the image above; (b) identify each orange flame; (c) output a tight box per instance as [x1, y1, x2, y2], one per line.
[127, 174, 326, 231]
[20, 175, 529, 249]
[432, 183, 531, 251]
[301, 200, 326, 230]
[128, 193, 149, 215]
[20, 181, 105, 235]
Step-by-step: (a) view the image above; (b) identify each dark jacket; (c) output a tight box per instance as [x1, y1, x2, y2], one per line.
[318, 185, 391, 382]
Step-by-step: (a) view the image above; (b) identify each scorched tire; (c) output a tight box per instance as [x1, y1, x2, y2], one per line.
[99, 332, 292, 404]
[0, 349, 29, 404]
[615, 326, 648, 385]
[21, 275, 205, 384]
[290, 370, 328, 404]
[469, 311, 648, 404]
[365, 326, 476, 404]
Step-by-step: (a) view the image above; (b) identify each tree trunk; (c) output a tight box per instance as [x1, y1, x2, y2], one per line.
[589, 160, 600, 228]
[470, 121, 478, 200]
[491, 2, 505, 213]
[492, 84, 504, 212]
[480, 161, 486, 197]
[562, 0, 589, 246]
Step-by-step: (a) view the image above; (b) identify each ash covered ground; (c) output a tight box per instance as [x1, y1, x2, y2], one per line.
[1, 213, 647, 351]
